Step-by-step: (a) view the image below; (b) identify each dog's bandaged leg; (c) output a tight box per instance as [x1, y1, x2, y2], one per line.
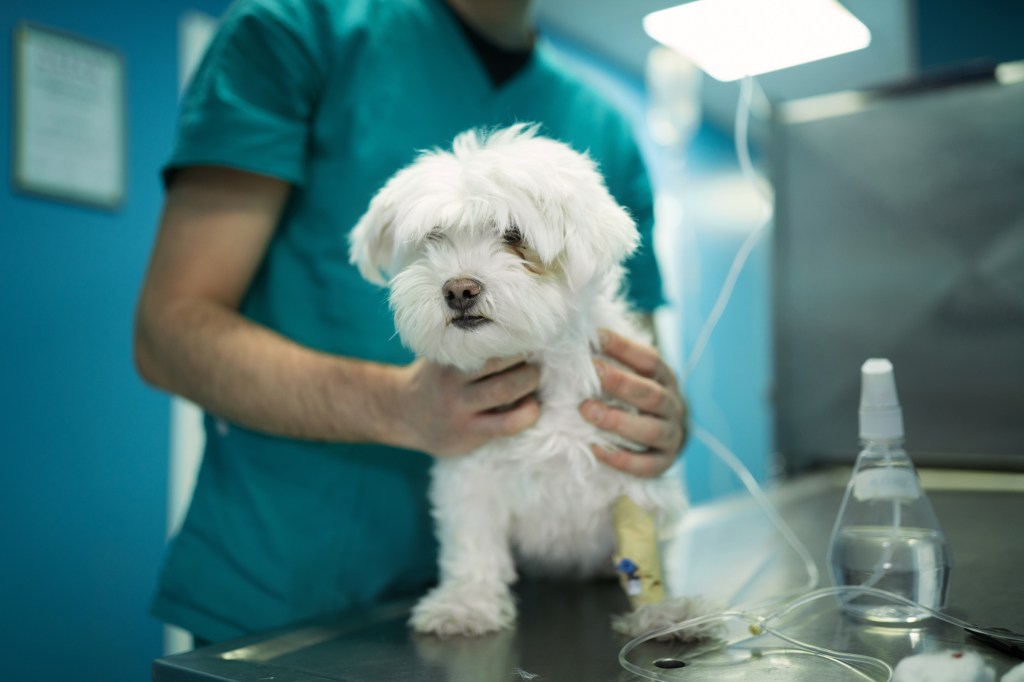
[612, 495, 666, 607]
[611, 495, 722, 641]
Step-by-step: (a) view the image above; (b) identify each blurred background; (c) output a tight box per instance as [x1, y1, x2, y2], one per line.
[2, 1, 1022, 680]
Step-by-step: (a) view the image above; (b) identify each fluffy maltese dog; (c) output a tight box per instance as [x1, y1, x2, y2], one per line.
[350, 124, 688, 638]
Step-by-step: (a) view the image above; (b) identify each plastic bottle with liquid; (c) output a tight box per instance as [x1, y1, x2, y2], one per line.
[827, 359, 953, 624]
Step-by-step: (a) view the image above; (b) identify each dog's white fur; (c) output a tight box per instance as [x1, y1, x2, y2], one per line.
[350, 124, 686, 637]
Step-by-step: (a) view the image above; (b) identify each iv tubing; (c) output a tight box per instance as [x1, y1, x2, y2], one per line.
[694, 424, 819, 598]
[619, 585, 1024, 682]
[678, 74, 821, 612]
[683, 75, 771, 381]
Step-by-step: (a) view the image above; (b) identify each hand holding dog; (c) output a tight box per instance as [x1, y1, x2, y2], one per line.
[392, 355, 541, 458]
[581, 329, 688, 478]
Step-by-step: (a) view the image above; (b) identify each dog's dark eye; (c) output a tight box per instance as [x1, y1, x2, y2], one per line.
[503, 225, 523, 246]
[425, 229, 444, 242]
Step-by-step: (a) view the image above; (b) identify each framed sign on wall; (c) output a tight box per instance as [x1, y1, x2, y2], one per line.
[12, 22, 127, 210]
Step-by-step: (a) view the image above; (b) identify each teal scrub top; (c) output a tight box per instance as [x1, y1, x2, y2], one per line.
[152, 0, 666, 642]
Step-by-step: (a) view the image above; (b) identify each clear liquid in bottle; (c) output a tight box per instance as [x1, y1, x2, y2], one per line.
[830, 525, 951, 623]
[826, 359, 953, 624]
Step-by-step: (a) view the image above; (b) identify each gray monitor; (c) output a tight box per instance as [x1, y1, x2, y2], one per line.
[771, 64, 1024, 471]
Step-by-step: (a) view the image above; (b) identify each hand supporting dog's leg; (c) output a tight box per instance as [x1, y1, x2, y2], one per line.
[410, 460, 517, 637]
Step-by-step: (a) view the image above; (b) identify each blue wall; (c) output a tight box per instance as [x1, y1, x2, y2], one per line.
[0, 0, 227, 680]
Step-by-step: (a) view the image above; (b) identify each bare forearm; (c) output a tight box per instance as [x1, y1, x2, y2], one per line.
[135, 298, 401, 444]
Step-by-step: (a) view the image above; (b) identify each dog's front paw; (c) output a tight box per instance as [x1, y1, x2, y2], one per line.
[410, 583, 516, 637]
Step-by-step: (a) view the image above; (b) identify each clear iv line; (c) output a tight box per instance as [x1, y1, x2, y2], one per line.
[694, 424, 820, 601]
[683, 75, 771, 382]
[682, 74, 821, 611]
[619, 585, 1024, 682]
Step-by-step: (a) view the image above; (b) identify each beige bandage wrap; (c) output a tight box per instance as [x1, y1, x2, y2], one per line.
[612, 495, 666, 607]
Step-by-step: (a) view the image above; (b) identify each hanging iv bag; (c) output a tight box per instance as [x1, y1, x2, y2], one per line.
[827, 359, 953, 624]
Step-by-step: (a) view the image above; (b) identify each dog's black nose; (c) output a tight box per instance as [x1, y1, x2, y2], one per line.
[442, 277, 483, 312]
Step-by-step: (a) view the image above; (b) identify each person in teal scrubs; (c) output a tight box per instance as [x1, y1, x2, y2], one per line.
[135, 0, 689, 644]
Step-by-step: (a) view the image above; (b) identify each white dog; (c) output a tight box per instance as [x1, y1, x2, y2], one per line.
[349, 124, 687, 637]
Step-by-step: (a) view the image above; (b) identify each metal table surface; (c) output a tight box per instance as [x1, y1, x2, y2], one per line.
[153, 469, 1024, 681]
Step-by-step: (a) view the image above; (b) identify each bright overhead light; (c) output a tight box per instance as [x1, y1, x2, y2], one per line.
[643, 0, 871, 82]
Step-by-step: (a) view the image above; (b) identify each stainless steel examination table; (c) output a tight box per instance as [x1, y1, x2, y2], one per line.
[153, 469, 1024, 681]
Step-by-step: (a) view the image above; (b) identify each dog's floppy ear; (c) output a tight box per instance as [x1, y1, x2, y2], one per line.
[521, 142, 640, 291]
[349, 187, 398, 286]
[558, 189, 639, 290]
[500, 131, 639, 289]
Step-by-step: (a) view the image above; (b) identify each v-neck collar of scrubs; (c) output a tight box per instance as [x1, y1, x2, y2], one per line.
[428, 0, 542, 103]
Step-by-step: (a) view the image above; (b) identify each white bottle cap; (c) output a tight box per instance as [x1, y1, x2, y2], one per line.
[860, 358, 904, 440]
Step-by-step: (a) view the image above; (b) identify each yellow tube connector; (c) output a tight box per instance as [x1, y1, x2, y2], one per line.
[612, 495, 666, 607]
